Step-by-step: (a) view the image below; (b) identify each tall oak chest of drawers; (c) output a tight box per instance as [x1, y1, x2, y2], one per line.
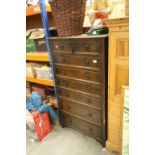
[49, 35, 108, 145]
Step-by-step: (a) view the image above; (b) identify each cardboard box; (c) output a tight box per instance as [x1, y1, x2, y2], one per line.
[26, 30, 37, 53]
[27, 28, 58, 52]
[29, 29, 46, 52]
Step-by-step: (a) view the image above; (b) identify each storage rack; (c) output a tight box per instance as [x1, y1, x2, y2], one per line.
[26, 0, 58, 109]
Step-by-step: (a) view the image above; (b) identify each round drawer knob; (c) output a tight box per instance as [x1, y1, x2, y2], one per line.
[86, 86, 91, 92]
[65, 93, 70, 97]
[89, 128, 93, 132]
[60, 45, 64, 50]
[87, 98, 92, 103]
[84, 44, 89, 51]
[84, 59, 90, 66]
[92, 59, 98, 64]
[60, 57, 66, 63]
[87, 112, 92, 117]
[62, 70, 67, 75]
[63, 81, 69, 87]
[69, 120, 72, 123]
[68, 105, 71, 110]
[85, 72, 91, 80]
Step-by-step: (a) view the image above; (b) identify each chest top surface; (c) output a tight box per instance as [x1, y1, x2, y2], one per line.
[49, 34, 108, 40]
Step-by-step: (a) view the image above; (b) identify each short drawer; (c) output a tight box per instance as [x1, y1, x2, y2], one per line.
[53, 55, 101, 70]
[57, 77, 100, 95]
[50, 40, 72, 54]
[72, 39, 100, 55]
[60, 97, 101, 125]
[55, 67, 100, 83]
[58, 87, 100, 109]
[62, 112, 102, 139]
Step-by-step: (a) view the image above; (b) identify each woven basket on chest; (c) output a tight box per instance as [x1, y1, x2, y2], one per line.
[49, 0, 86, 37]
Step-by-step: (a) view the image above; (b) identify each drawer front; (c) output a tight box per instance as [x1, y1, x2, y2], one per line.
[55, 67, 100, 82]
[72, 39, 100, 55]
[61, 97, 101, 124]
[58, 87, 100, 108]
[53, 55, 101, 69]
[57, 77, 100, 95]
[50, 40, 72, 54]
[62, 112, 102, 139]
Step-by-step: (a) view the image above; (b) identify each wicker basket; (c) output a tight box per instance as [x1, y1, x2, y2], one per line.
[49, 0, 86, 37]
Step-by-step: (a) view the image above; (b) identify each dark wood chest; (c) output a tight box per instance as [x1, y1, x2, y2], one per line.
[49, 35, 108, 146]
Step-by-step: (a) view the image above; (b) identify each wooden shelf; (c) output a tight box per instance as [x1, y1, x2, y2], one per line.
[26, 5, 52, 16]
[26, 52, 49, 62]
[26, 77, 54, 86]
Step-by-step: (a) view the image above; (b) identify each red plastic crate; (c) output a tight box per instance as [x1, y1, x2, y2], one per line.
[32, 111, 52, 140]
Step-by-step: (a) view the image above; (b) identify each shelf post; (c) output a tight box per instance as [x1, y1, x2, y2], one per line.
[39, 0, 62, 122]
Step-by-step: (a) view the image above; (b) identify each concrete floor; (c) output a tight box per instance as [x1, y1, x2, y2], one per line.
[27, 126, 117, 155]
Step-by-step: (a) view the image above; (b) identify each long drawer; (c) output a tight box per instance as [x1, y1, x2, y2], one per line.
[55, 67, 100, 83]
[53, 55, 101, 70]
[58, 87, 101, 109]
[60, 97, 101, 125]
[57, 77, 100, 96]
[62, 112, 102, 140]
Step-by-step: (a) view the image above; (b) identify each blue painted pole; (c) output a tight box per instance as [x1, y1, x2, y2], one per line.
[39, 0, 59, 106]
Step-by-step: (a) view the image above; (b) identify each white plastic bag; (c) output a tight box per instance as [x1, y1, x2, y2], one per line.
[26, 110, 35, 132]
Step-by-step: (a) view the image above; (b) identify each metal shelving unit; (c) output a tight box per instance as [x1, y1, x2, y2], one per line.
[26, 0, 59, 110]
